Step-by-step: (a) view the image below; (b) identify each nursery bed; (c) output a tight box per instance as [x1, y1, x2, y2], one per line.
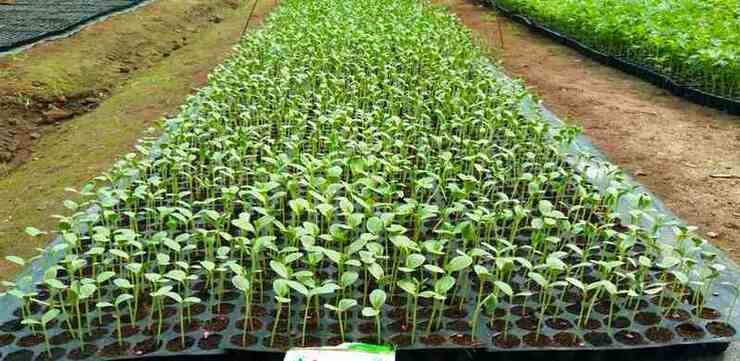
[0, 0, 150, 53]
[480, 0, 740, 115]
[0, 0, 738, 360]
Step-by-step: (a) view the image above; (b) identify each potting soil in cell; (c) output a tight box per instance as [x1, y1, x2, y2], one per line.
[0, 0, 148, 52]
[1, 0, 739, 360]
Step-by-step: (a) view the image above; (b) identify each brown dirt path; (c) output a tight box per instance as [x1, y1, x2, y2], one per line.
[437, 0, 740, 260]
[0, 0, 277, 278]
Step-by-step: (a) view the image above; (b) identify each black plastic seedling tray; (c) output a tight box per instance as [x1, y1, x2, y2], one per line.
[0, 0, 150, 53]
[479, 0, 740, 115]
[0, 63, 737, 361]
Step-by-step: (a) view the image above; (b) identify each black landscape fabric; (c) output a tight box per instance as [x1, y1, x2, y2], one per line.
[0, 0, 148, 52]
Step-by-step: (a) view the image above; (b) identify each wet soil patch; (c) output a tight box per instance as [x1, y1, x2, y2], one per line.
[676, 323, 706, 340]
[706, 321, 736, 337]
[493, 334, 520, 349]
[421, 334, 446, 346]
[198, 334, 223, 350]
[645, 327, 674, 343]
[635, 312, 660, 326]
[67, 344, 97, 360]
[133, 338, 161, 355]
[553, 332, 583, 347]
[522, 333, 553, 347]
[614, 330, 644, 345]
[165, 335, 196, 352]
[99, 341, 130, 358]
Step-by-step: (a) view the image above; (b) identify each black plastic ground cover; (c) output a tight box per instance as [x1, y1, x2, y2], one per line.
[0, 0, 149, 53]
[480, 0, 740, 116]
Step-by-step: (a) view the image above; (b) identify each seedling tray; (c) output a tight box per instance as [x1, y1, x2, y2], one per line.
[480, 0, 740, 115]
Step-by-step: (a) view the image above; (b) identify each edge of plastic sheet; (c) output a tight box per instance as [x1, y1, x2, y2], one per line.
[0, 0, 155, 56]
[482, 0, 740, 115]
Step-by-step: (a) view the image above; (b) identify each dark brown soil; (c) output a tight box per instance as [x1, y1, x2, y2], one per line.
[487, 319, 506, 332]
[294, 335, 322, 347]
[609, 316, 631, 329]
[553, 332, 583, 347]
[584, 332, 612, 347]
[99, 341, 130, 357]
[493, 334, 520, 349]
[389, 320, 412, 332]
[188, 303, 207, 316]
[67, 344, 97, 360]
[421, 334, 447, 346]
[197, 334, 223, 350]
[236, 318, 262, 331]
[614, 330, 644, 345]
[664, 309, 690, 322]
[387, 308, 406, 319]
[165, 335, 195, 352]
[143, 322, 170, 336]
[390, 334, 412, 346]
[211, 303, 235, 314]
[581, 318, 602, 330]
[676, 323, 706, 339]
[132, 338, 161, 355]
[326, 336, 350, 346]
[706, 321, 736, 337]
[545, 318, 572, 330]
[252, 305, 268, 317]
[645, 327, 674, 343]
[522, 333, 553, 347]
[515, 317, 538, 331]
[695, 307, 721, 320]
[120, 324, 141, 338]
[262, 335, 289, 349]
[450, 334, 477, 346]
[17, 334, 44, 347]
[231, 333, 258, 348]
[0, 333, 15, 346]
[34, 347, 65, 361]
[635, 312, 661, 326]
[359, 321, 376, 334]
[204, 317, 230, 332]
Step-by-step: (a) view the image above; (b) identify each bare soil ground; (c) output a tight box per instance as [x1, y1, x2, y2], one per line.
[0, 0, 277, 277]
[437, 0, 740, 260]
